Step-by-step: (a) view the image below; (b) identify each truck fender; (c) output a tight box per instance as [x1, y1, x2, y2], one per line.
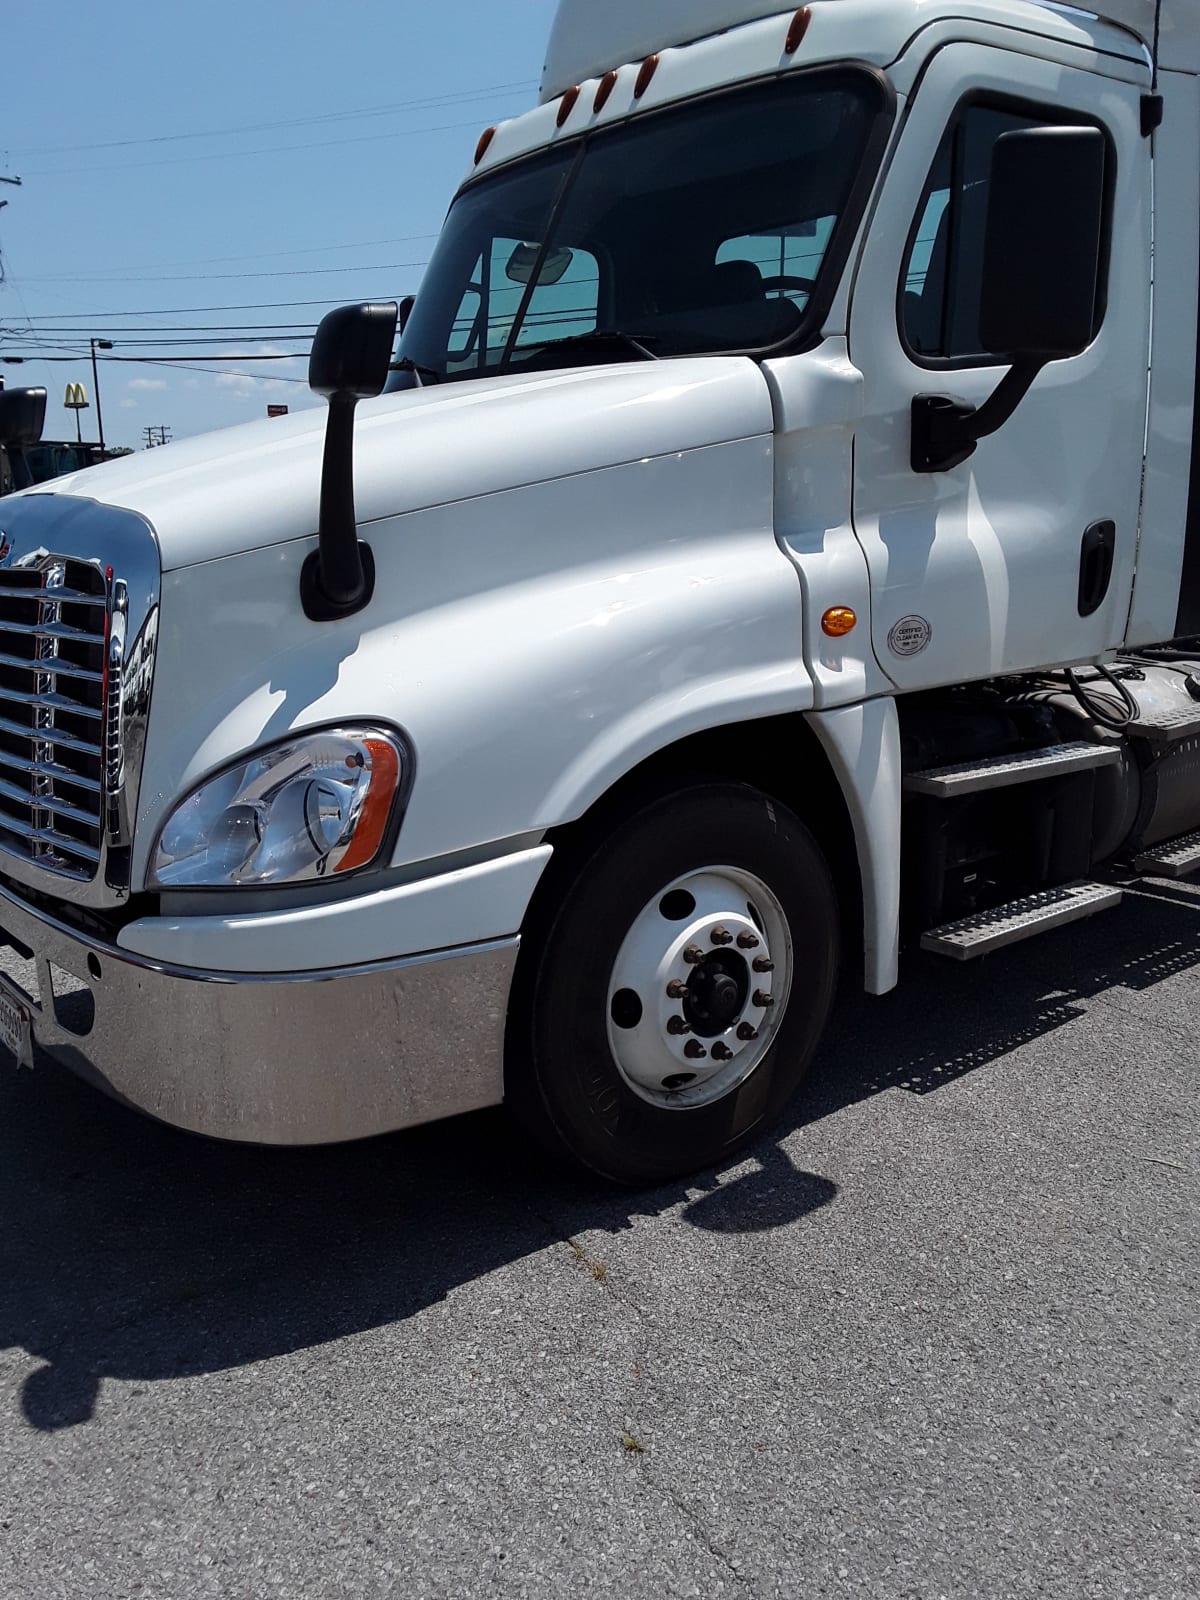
[806, 698, 901, 996]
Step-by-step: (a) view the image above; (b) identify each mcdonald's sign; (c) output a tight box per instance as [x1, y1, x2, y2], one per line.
[64, 382, 90, 411]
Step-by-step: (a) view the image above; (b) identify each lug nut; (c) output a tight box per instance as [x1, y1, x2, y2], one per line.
[736, 931, 760, 950]
[737, 1023, 759, 1043]
[711, 1041, 734, 1062]
[684, 1040, 707, 1060]
[666, 979, 688, 1000]
[753, 957, 775, 974]
[753, 991, 775, 1009]
[667, 1016, 691, 1036]
[710, 925, 733, 946]
[683, 945, 705, 966]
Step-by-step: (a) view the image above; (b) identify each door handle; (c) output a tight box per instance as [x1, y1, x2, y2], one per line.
[1078, 520, 1116, 618]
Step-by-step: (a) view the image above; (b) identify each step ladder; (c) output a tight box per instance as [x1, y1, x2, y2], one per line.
[1133, 830, 1200, 880]
[921, 881, 1124, 961]
[905, 741, 1121, 798]
[1128, 708, 1200, 747]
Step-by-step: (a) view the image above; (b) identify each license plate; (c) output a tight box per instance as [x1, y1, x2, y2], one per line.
[0, 980, 32, 1069]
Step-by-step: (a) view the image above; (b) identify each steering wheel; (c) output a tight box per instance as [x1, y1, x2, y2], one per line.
[759, 274, 816, 300]
[760, 273, 816, 297]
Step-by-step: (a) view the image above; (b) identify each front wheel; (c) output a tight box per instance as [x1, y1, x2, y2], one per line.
[507, 783, 840, 1186]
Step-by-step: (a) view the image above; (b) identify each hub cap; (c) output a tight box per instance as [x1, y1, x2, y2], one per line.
[606, 867, 793, 1109]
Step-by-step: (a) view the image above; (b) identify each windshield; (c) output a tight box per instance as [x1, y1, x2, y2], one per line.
[392, 69, 888, 387]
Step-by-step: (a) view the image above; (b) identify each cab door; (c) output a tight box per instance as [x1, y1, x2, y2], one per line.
[849, 44, 1151, 690]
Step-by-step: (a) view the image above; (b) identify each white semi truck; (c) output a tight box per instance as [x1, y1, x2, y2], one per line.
[1, 0, 1198, 1183]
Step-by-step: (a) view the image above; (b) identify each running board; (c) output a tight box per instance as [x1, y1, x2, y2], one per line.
[905, 741, 1121, 799]
[1133, 830, 1200, 879]
[1129, 708, 1200, 746]
[921, 882, 1123, 961]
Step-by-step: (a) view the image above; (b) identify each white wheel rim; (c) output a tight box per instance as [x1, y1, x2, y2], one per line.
[605, 865, 793, 1110]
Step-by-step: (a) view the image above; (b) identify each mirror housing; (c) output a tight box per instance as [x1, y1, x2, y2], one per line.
[398, 295, 416, 335]
[980, 127, 1107, 362]
[0, 386, 48, 448]
[913, 125, 1108, 474]
[301, 302, 398, 622]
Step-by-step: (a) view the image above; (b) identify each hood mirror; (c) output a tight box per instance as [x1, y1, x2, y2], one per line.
[0, 386, 48, 448]
[301, 301, 399, 623]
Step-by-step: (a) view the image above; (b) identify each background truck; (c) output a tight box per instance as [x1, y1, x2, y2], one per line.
[0, 0, 1197, 1184]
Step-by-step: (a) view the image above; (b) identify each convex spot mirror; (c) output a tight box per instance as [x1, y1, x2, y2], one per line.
[0, 387, 48, 447]
[309, 302, 399, 401]
[980, 125, 1108, 363]
[505, 242, 574, 286]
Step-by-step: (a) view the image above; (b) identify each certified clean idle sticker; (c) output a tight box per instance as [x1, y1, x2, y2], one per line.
[887, 615, 933, 658]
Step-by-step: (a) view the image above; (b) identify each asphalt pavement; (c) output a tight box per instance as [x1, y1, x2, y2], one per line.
[0, 877, 1196, 1598]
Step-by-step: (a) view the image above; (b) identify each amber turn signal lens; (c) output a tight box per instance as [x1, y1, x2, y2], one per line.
[557, 86, 581, 127]
[474, 127, 497, 165]
[785, 6, 812, 54]
[822, 607, 858, 638]
[334, 738, 401, 875]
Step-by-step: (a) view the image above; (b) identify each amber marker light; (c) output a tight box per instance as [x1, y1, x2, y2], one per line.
[334, 738, 402, 875]
[557, 86, 581, 127]
[785, 6, 813, 54]
[822, 607, 858, 638]
[635, 55, 660, 98]
[474, 126, 497, 165]
[594, 70, 620, 113]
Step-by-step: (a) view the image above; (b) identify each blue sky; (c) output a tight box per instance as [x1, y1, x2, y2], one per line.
[1, 1, 557, 447]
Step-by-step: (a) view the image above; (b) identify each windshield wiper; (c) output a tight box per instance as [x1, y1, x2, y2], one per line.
[525, 330, 660, 363]
[389, 357, 441, 386]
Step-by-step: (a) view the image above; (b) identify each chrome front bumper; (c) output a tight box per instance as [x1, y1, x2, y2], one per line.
[0, 880, 515, 1144]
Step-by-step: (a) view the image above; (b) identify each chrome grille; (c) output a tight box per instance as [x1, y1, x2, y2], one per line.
[0, 557, 108, 880]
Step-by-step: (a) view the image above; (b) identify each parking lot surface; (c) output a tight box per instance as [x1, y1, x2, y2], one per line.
[0, 877, 1196, 1598]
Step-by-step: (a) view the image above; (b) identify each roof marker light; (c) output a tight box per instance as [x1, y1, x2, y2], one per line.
[594, 70, 619, 114]
[635, 55, 660, 99]
[474, 126, 497, 165]
[557, 86, 581, 128]
[785, 7, 812, 54]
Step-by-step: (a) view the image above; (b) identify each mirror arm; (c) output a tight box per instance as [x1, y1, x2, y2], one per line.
[300, 391, 376, 621]
[912, 358, 1044, 474]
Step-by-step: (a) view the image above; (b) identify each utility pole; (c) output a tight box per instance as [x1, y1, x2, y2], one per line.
[142, 425, 172, 448]
[90, 338, 113, 451]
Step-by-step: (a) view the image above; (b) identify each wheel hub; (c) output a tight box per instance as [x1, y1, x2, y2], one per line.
[605, 867, 793, 1110]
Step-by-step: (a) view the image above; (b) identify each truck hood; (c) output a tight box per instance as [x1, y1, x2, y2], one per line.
[20, 358, 773, 572]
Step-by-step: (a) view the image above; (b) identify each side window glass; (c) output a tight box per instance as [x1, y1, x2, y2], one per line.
[903, 105, 1056, 361]
[507, 240, 600, 352]
[717, 217, 836, 312]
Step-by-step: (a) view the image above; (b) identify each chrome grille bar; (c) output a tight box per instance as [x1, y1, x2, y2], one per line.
[0, 554, 108, 880]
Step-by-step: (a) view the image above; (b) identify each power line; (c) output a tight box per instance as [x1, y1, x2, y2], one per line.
[25, 114, 514, 178]
[15, 81, 535, 156]
[25, 257, 430, 285]
[26, 297, 401, 316]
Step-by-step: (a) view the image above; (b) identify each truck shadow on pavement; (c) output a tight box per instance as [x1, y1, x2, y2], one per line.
[1, 881, 1196, 1431]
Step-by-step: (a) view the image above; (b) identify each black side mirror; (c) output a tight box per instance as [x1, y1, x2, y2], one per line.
[913, 125, 1108, 473]
[0, 387, 48, 448]
[398, 295, 416, 335]
[980, 127, 1107, 361]
[301, 302, 398, 622]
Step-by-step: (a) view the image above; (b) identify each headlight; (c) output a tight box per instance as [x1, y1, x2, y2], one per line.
[150, 728, 409, 889]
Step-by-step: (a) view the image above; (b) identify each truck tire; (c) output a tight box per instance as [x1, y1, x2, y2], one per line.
[507, 783, 840, 1186]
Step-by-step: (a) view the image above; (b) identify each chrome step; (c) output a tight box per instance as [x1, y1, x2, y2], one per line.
[1129, 708, 1200, 746]
[905, 742, 1121, 799]
[1133, 830, 1200, 879]
[921, 881, 1123, 961]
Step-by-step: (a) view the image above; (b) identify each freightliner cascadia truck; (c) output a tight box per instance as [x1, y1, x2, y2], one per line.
[0, 0, 1198, 1184]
